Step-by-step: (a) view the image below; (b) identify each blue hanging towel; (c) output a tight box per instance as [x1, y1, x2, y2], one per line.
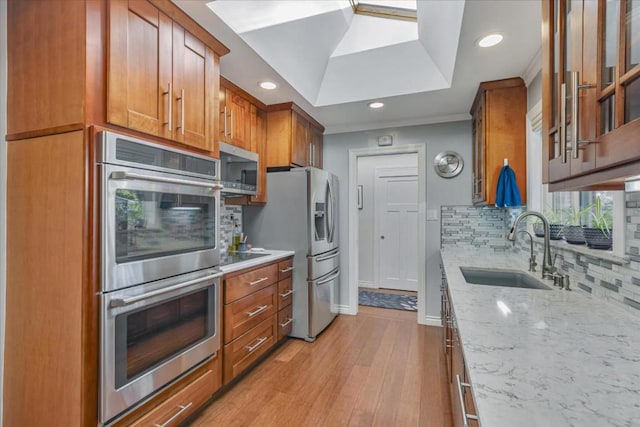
[495, 165, 522, 208]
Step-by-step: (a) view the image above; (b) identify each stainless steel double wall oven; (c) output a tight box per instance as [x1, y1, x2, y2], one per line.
[97, 131, 222, 424]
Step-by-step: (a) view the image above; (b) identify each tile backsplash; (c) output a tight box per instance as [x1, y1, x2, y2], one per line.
[441, 195, 640, 316]
[220, 199, 242, 254]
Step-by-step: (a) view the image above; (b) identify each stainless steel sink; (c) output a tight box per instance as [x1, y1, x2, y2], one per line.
[460, 267, 552, 290]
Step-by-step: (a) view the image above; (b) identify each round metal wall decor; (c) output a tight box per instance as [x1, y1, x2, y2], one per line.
[434, 151, 464, 178]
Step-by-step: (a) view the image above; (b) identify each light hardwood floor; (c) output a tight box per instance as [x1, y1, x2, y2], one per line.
[189, 306, 452, 427]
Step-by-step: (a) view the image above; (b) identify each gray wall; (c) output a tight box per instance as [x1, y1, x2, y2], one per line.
[357, 153, 417, 285]
[323, 120, 472, 319]
[527, 71, 542, 110]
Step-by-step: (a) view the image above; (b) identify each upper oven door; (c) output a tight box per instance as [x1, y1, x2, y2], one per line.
[102, 163, 221, 291]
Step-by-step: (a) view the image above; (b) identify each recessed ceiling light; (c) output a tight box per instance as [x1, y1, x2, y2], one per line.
[259, 81, 277, 90]
[477, 33, 503, 48]
[368, 101, 385, 109]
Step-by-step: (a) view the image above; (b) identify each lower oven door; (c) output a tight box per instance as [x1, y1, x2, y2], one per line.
[100, 269, 222, 424]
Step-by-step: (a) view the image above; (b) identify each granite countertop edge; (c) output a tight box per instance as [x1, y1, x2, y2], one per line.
[219, 249, 295, 274]
[440, 248, 640, 427]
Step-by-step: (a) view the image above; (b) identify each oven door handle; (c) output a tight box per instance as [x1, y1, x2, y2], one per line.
[109, 273, 221, 308]
[111, 171, 224, 190]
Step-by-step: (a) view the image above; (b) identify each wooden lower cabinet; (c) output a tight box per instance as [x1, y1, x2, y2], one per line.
[113, 355, 221, 427]
[222, 256, 294, 384]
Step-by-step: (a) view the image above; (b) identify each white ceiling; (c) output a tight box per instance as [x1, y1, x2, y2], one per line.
[174, 0, 542, 134]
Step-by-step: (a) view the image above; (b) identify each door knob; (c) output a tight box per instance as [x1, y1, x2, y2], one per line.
[380, 235, 385, 239]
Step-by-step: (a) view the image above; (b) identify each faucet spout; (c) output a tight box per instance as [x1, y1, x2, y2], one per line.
[508, 211, 555, 279]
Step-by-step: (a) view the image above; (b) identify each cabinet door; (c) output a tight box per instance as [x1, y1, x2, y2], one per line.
[250, 105, 268, 203]
[471, 103, 485, 204]
[291, 111, 309, 167]
[595, 0, 640, 169]
[309, 125, 323, 169]
[226, 88, 252, 151]
[108, 0, 172, 139]
[172, 25, 215, 152]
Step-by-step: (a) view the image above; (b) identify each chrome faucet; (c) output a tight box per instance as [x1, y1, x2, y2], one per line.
[507, 211, 555, 279]
[516, 230, 537, 272]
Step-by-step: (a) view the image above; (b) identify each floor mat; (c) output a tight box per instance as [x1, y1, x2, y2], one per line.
[358, 290, 417, 312]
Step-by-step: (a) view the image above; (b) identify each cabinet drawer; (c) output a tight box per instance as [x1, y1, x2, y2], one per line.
[277, 257, 294, 280]
[129, 367, 216, 427]
[277, 277, 293, 310]
[223, 317, 275, 383]
[277, 305, 293, 341]
[224, 263, 278, 304]
[224, 285, 276, 343]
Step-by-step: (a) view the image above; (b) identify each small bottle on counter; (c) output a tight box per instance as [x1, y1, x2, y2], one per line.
[232, 224, 242, 251]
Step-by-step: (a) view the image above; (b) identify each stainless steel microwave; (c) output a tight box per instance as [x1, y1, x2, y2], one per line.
[219, 141, 259, 195]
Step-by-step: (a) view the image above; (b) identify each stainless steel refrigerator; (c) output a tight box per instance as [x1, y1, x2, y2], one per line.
[244, 167, 339, 342]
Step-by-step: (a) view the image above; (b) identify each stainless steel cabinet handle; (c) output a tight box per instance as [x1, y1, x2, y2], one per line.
[357, 185, 363, 210]
[110, 273, 220, 308]
[309, 144, 313, 166]
[570, 71, 594, 159]
[110, 171, 223, 190]
[279, 267, 294, 273]
[248, 276, 269, 286]
[177, 88, 185, 135]
[163, 82, 172, 132]
[222, 106, 227, 136]
[230, 110, 234, 139]
[154, 402, 193, 427]
[246, 336, 267, 353]
[560, 82, 567, 164]
[246, 305, 268, 318]
[456, 374, 479, 426]
[279, 318, 293, 328]
[279, 289, 294, 298]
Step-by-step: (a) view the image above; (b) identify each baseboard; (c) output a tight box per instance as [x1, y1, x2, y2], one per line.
[358, 280, 376, 288]
[424, 315, 442, 327]
[337, 304, 357, 315]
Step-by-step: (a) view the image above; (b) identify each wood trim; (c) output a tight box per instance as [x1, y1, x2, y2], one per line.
[616, 0, 626, 129]
[148, 0, 229, 56]
[267, 102, 325, 132]
[620, 65, 640, 86]
[220, 76, 268, 111]
[5, 123, 85, 141]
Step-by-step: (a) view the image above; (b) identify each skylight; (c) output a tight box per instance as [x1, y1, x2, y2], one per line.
[349, 0, 417, 21]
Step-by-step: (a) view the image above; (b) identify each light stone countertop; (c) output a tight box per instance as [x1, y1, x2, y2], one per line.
[219, 249, 295, 274]
[440, 249, 640, 427]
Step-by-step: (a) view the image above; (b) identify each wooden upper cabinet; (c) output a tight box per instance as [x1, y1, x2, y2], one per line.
[108, 0, 171, 138]
[292, 111, 309, 167]
[250, 105, 268, 203]
[309, 124, 323, 169]
[172, 25, 218, 152]
[266, 103, 325, 169]
[470, 78, 527, 206]
[543, 0, 640, 190]
[220, 83, 252, 151]
[108, 0, 221, 154]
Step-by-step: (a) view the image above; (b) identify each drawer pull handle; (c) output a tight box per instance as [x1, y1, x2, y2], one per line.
[246, 305, 268, 317]
[246, 336, 268, 353]
[279, 266, 294, 273]
[279, 289, 294, 298]
[456, 374, 479, 426]
[249, 277, 269, 286]
[154, 402, 193, 427]
[279, 318, 293, 328]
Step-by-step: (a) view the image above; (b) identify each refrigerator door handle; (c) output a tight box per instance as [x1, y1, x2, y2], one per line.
[316, 270, 340, 285]
[315, 250, 340, 262]
[326, 179, 335, 244]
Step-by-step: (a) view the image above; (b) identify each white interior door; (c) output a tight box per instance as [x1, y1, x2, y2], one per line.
[374, 167, 418, 292]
